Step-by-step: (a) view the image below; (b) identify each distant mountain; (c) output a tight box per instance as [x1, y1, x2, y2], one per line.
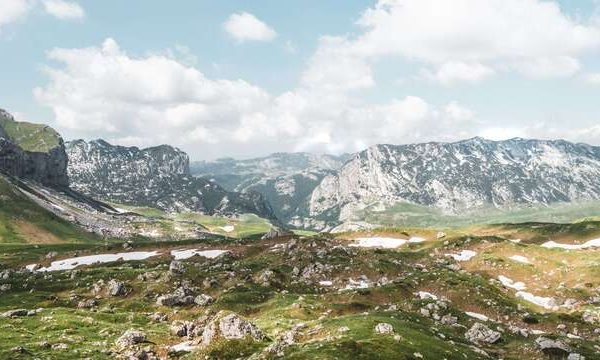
[309, 137, 600, 228]
[191, 153, 350, 227]
[66, 139, 278, 222]
[0, 109, 69, 187]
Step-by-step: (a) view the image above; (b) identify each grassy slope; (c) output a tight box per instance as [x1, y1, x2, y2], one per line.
[0, 115, 61, 153]
[2, 227, 599, 359]
[0, 177, 98, 244]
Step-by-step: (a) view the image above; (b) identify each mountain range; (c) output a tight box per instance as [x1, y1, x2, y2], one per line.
[3, 108, 600, 232]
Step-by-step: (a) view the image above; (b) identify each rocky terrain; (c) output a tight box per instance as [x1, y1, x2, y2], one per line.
[67, 140, 278, 222]
[308, 138, 600, 229]
[0, 109, 69, 187]
[191, 153, 349, 228]
[1, 222, 599, 359]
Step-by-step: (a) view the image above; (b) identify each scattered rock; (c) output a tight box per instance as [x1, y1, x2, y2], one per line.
[202, 312, 265, 346]
[194, 294, 214, 306]
[465, 323, 501, 344]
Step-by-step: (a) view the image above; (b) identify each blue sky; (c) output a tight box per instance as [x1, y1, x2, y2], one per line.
[1, 0, 600, 160]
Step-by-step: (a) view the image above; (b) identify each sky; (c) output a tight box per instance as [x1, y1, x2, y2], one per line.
[2, 0, 600, 160]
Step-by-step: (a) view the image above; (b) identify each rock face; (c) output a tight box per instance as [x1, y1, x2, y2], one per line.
[0, 109, 69, 187]
[66, 139, 278, 220]
[309, 138, 600, 227]
[191, 152, 349, 227]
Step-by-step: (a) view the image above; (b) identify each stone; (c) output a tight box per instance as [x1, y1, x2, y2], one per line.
[567, 354, 585, 360]
[202, 312, 265, 346]
[169, 261, 185, 274]
[465, 323, 501, 344]
[374, 323, 394, 334]
[77, 299, 98, 309]
[2, 309, 29, 318]
[108, 280, 127, 297]
[194, 294, 214, 306]
[535, 337, 570, 357]
[115, 330, 146, 347]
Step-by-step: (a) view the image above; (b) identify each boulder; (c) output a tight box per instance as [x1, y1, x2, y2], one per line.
[194, 294, 214, 306]
[374, 323, 394, 334]
[535, 337, 570, 357]
[202, 312, 265, 346]
[115, 330, 146, 347]
[2, 309, 29, 318]
[108, 280, 127, 297]
[465, 323, 501, 344]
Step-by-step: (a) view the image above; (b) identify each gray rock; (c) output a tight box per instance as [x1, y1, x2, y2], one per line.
[535, 337, 570, 356]
[194, 294, 214, 306]
[568, 354, 585, 360]
[465, 323, 501, 344]
[2, 309, 29, 318]
[115, 330, 146, 347]
[202, 312, 265, 346]
[108, 280, 127, 297]
[374, 323, 394, 334]
[169, 261, 185, 274]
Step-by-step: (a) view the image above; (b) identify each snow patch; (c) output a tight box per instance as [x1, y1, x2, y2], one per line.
[319, 280, 333, 286]
[445, 250, 477, 261]
[350, 237, 407, 249]
[29, 251, 160, 272]
[516, 291, 557, 309]
[498, 275, 527, 290]
[170, 249, 228, 260]
[220, 225, 235, 233]
[509, 255, 531, 264]
[541, 238, 600, 250]
[415, 291, 438, 300]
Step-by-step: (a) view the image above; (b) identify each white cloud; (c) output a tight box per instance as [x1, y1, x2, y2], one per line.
[350, 0, 600, 83]
[0, 0, 32, 32]
[421, 62, 496, 86]
[223, 12, 277, 43]
[42, 0, 85, 20]
[35, 38, 485, 158]
[583, 72, 600, 84]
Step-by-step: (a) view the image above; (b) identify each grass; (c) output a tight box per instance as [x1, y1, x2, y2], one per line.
[355, 200, 600, 228]
[0, 114, 61, 153]
[0, 177, 100, 244]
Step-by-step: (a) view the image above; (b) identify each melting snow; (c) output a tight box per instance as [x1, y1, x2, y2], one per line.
[29, 251, 160, 272]
[465, 312, 489, 322]
[319, 280, 333, 286]
[170, 249, 228, 260]
[415, 291, 438, 300]
[408, 237, 426, 243]
[342, 278, 372, 291]
[350, 237, 407, 248]
[541, 239, 600, 250]
[515, 291, 557, 309]
[509, 255, 531, 264]
[220, 225, 235, 233]
[498, 275, 527, 290]
[445, 250, 477, 261]
[170, 341, 197, 353]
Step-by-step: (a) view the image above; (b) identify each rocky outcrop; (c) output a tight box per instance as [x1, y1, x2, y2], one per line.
[309, 138, 600, 227]
[66, 139, 279, 221]
[0, 109, 69, 187]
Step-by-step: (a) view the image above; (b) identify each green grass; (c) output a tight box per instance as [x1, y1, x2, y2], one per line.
[0, 115, 61, 153]
[0, 177, 100, 244]
[356, 200, 600, 228]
